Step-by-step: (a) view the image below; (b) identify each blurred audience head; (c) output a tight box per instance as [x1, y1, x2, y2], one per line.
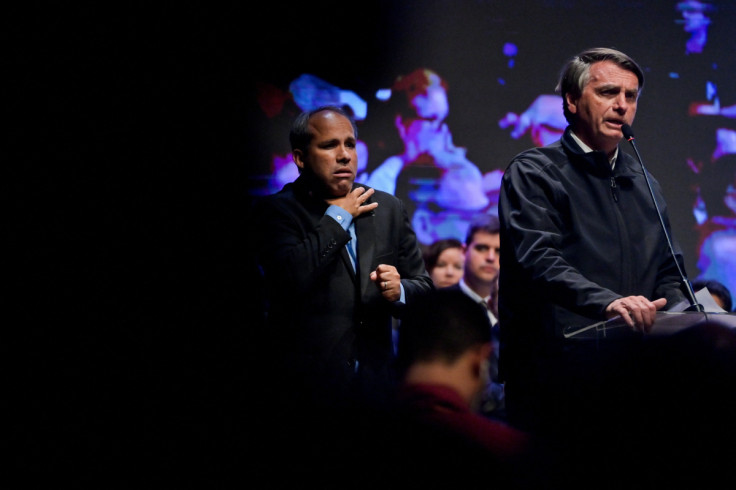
[463, 214, 501, 290]
[423, 238, 465, 288]
[397, 288, 493, 408]
[692, 278, 733, 312]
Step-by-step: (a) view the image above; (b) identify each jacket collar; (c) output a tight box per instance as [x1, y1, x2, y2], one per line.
[561, 127, 617, 178]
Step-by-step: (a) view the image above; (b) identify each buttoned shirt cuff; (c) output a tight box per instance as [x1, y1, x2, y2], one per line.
[325, 205, 353, 231]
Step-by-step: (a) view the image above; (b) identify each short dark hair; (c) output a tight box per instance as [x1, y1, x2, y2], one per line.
[397, 288, 491, 373]
[289, 105, 358, 153]
[555, 47, 644, 125]
[423, 238, 464, 272]
[692, 278, 733, 312]
[464, 213, 500, 246]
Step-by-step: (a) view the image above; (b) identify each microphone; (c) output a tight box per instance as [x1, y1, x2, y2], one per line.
[621, 124, 703, 312]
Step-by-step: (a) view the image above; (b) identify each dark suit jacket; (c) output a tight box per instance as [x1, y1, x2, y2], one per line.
[253, 175, 433, 409]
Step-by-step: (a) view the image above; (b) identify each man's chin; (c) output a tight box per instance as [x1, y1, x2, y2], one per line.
[331, 182, 354, 196]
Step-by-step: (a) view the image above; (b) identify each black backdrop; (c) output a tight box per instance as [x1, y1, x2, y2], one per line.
[13, 1, 735, 486]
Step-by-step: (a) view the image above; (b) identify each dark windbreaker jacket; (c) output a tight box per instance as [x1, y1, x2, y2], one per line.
[498, 127, 688, 389]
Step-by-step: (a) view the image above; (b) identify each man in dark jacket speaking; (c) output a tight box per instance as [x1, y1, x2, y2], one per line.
[497, 47, 690, 438]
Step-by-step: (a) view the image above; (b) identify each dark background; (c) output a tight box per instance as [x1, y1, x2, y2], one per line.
[13, 1, 735, 486]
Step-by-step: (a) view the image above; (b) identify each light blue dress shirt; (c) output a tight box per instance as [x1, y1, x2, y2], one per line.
[325, 204, 406, 302]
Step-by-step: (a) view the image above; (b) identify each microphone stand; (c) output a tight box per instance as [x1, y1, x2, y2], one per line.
[621, 124, 703, 312]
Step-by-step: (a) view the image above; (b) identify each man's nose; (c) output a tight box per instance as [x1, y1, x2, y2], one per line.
[337, 145, 352, 162]
[613, 93, 629, 112]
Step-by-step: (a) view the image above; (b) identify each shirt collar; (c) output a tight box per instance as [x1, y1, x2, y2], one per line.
[459, 279, 489, 304]
[570, 131, 619, 168]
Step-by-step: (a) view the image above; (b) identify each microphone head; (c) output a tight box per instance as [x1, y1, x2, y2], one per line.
[621, 124, 635, 140]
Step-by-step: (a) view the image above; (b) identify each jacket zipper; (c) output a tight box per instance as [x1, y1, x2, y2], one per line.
[610, 176, 618, 202]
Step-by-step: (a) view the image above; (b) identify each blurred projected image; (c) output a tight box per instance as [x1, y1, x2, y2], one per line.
[675, 0, 736, 297]
[676, 0, 714, 55]
[689, 128, 736, 297]
[366, 68, 494, 245]
[498, 94, 565, 147]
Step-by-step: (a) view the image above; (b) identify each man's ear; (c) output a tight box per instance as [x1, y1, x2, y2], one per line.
[471, 343, 493, 377]
[292, 150, 305, 171]
[479, 342, 492, 361]
[565, 93, 578, 115]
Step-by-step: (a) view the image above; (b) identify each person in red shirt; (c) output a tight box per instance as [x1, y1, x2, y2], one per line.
[389, 288, 550, 488]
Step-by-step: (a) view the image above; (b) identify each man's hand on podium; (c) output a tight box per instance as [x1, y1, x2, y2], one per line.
[605, 296, 668, 332]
